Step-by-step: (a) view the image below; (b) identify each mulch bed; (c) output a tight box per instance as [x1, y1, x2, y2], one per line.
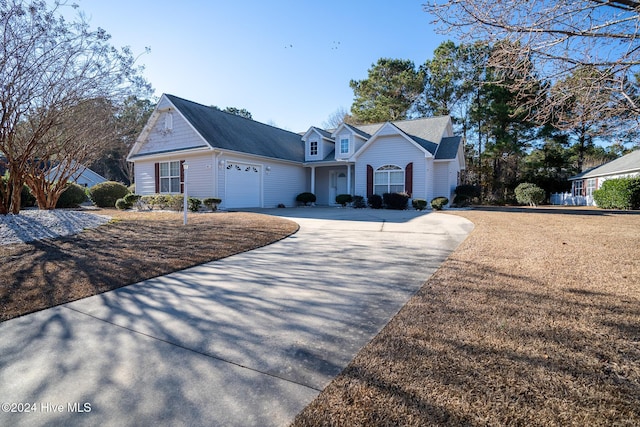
[0, 210, 298, 322]
[292, 207, 640, 426]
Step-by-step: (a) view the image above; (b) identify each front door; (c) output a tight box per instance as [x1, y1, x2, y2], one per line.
[329, 170, 348, 205]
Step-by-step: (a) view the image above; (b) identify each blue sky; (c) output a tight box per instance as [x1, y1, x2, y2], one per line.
[73, 0, 450, 132]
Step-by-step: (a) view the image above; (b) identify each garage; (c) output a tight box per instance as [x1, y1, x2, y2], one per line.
[225, 161, 262, 208]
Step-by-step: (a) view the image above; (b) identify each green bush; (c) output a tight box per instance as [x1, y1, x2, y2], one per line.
[154, 194, 171, 209]
[139, 195, 156, 210]
[127, 183, 135, 193]
[88, 181, 129, 208]
[514, 182, 545, 207]
[123, 193, 140, 205]
[452, 194, 470, 207]
[367, 194, 383, 209]
[593, 177, 640, 210]
[455, 184, 481, 199]
[296, 192, 316, 206]
[352, 195, 366, 209]
[431, 197, 449, 210]
[115, 198, 130, 210]
[383, 192, 409, 210]
[203, 197, 222, 211]
[20, 184, 36, 208]
[335, 194, 352, 207]
[188, 197, 202, 212]
[412, 198, 427, 210]
[56, 182, 87, 208]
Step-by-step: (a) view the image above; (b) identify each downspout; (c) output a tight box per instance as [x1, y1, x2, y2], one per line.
[310, 165, 316, 195]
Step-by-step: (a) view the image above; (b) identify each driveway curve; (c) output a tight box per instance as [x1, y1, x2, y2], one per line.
[0, 208, 472, 427]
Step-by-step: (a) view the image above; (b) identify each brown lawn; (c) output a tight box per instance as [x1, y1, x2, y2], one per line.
[292, 207, 640, 426]
[0, 209, 298, 322]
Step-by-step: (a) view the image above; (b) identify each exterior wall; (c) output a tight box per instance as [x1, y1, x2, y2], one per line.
[304, 131, 323, 162]
[335, 130, 353, 160]
[133, 152, 216, 199]
[313, 167, 331, 205]
[433, 161, 454, 202]
[354, 135, 427, 200]
[136, 97, 207, 156]
[322, 139, 335, 158]
[216, 152, 307, 209]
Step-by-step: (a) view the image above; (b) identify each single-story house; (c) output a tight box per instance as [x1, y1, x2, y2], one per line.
[561, 149, 640, 206]
[46, 162, 107, 188]
[127, 94, 465, 209]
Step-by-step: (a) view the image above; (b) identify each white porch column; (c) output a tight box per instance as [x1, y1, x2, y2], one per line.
[346, 164, 352, 195]
[310, 166, 316, 194]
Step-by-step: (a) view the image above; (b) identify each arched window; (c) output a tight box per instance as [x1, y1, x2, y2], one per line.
[374, 165, 404, 195]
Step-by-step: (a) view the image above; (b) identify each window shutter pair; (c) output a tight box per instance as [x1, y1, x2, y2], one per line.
[154, 160, 185, 193]
[366, 162, 413, 197]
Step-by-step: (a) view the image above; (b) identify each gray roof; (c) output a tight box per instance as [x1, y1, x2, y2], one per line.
[350, 116, 451, 155]
[166, 94, 305, 162]
[570, 149, 640, 180]
[435, 136, 462, 160]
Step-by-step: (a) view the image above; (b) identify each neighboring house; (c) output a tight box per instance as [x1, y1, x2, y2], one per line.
[47, 162, 107, 188]
[559, 149, 640, 206]
[127, 94, 465, 209]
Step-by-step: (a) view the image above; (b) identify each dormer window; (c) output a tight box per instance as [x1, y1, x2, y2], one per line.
[340, 138, 349, 154]
[310, 140, 318, 156]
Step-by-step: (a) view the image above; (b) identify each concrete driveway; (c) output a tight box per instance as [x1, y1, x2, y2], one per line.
[0, 208, 472, 427]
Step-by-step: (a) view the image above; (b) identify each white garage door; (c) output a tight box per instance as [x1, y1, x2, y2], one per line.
[225, 162, 262, 208]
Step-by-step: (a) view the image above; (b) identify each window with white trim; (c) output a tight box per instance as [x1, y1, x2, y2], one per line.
[374, 165, 404, 195]
[310, 140, 318, 156]
[586, 178, 596, 196]
[160, 161, 181, 193]
[573, 180, 583, 196]
[340, 138, 349, 154]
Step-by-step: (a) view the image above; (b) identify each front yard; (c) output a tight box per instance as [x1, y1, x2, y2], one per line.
[0, 210, 299, 322]
[293, 208, 640, 426]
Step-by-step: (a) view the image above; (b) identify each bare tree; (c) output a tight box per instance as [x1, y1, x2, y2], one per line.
[424, 1, 640, 126]
[322, 107, 357, 129]
[0, 0, 150, 213]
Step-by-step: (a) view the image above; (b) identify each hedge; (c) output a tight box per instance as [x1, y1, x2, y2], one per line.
[593, 177, 640, 210]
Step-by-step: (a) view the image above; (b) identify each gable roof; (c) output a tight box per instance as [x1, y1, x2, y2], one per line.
[435, 136, 462, 160]
[570, 149, 640, 180]
[164, 94, 305, 162]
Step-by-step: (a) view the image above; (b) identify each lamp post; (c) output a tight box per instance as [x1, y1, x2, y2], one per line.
[183, 163, 189, 225]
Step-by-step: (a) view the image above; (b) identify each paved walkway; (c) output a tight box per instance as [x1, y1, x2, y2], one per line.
[0, 208, 473, 427]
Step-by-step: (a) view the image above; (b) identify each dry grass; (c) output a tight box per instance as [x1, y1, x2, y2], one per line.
[292, 207, 640, 426]
[0, 209, 298, 322]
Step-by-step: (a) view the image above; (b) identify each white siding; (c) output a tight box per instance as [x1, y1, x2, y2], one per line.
[322, 139, 335, 159]
[133, 153, 217, 198]
[136, 97, 207, 156]
[433, 162, 451, 202]
[354, 135, 427, 199]
[217, 153, 307, 209]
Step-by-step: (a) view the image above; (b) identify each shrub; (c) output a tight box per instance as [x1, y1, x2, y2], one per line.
[277, 203, 286, 208]
[455, 184, 481, 199]
[383, 192, 409, 210]
[431, 197, 449, 210]
[352, 195, 366, 209]
[154, 194, 171, 209]
[593, 177, 640, 210]
[367, 194, 383, 209]
[88, 181, 129, 208]
[452, 194, 470, 207]
[188, 197, 202, 212]
[139, 195, 156, 210]
[515, 182, 545, 207]
[296, 192, 316, 206]
[335, 194, 353, 207]
[56, 182, 87, 208]
[123, 193, 141, 205]
[412, 198, 427, 210]
[115, 198, 130, 210]
[127, 183, 135, 193]
[20, 184, 36, 208]
[203, 197, 222, 211]
[168, 194, 183, 211]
